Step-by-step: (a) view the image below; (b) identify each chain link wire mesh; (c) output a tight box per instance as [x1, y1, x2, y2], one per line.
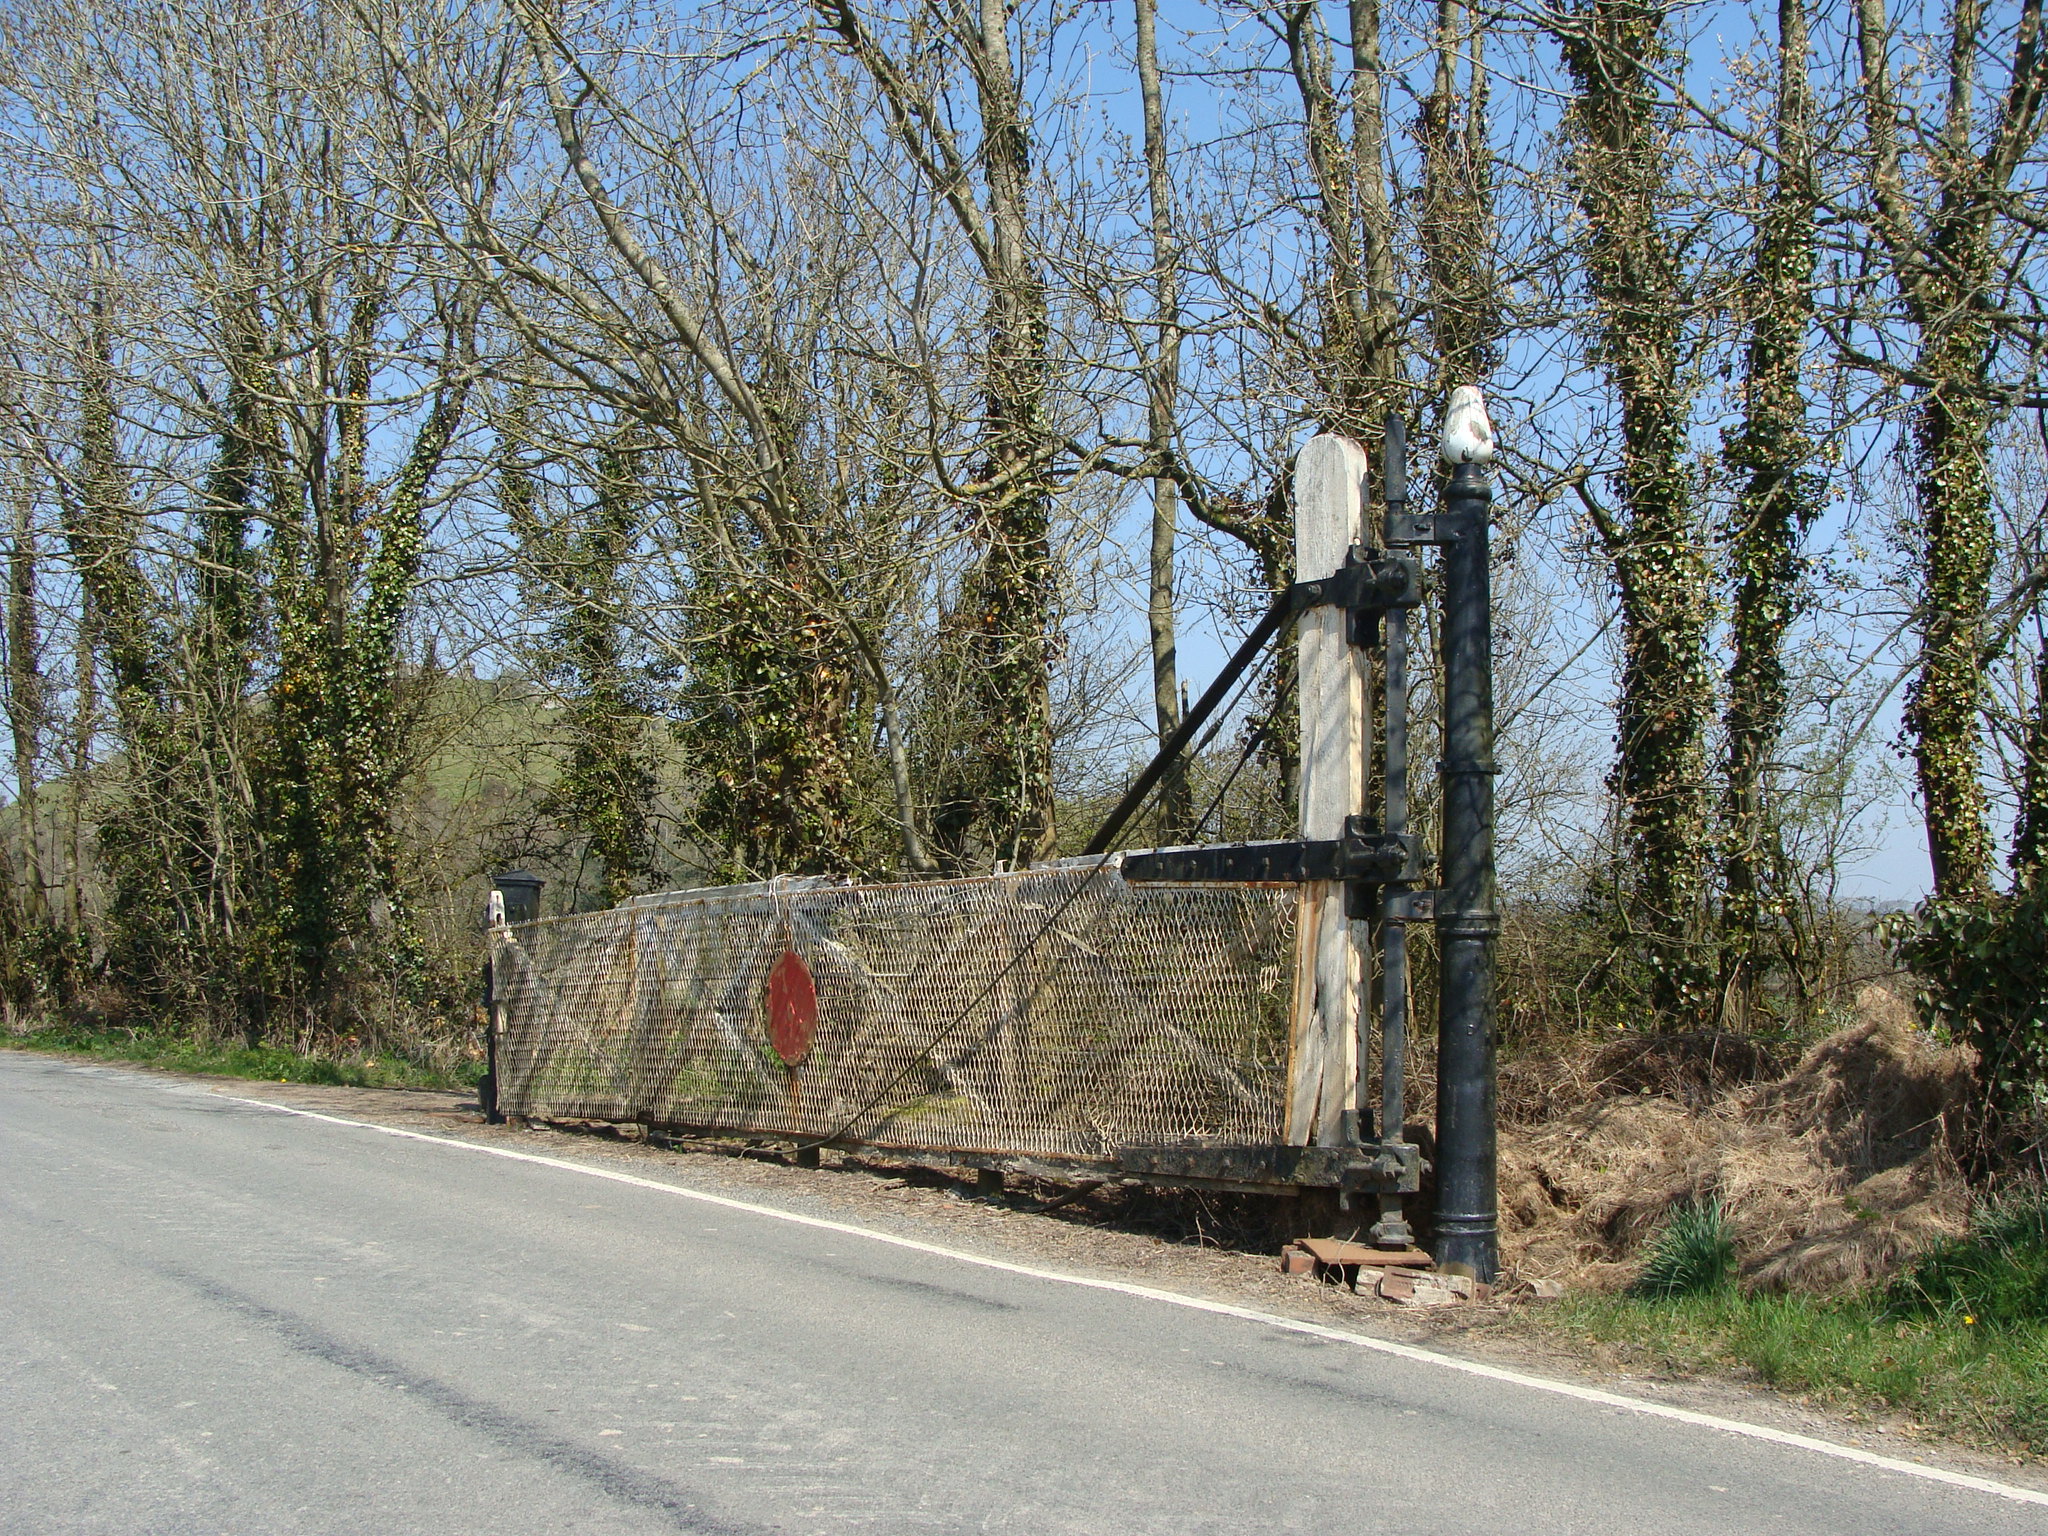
[489, 862, 1297, 1165]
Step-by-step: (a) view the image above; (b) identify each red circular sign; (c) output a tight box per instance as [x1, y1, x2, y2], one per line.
[765, 949, 818, 1065]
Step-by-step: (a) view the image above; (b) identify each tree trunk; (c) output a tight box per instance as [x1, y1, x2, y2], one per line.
[1347, 0, 1399, 428]
[5, 465, 45, 927]
[67, 619, 91, 938]
[516, 419, 660, 908]
[1720, 0, 1820, 1023]
[68, 305, 171, 759]
[65, 300, 190, 1007]
[1853, 0, 2048, 898]
[958, 0, 1056, 867]
[1419, 0, 1498, 389]
[2010, 637, 2048, 881]
[1282, 1, 1400, 441]
[1559, 0, 1716, 1018]
[1135, 0, 1189, 839]
[1905, 374, 1998, 898]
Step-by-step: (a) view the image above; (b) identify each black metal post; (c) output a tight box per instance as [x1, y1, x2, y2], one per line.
[1433, 460, 1499, 1281]
[1372, 416, 1416, 1249]
[480, 954, 500, 1123]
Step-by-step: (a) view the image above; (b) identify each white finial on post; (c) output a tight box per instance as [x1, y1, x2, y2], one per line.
[1440, 385, 1496, 465]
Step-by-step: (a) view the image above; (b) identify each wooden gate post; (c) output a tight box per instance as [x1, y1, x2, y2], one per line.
[484, 871, 542, 1126]
[1287, 436, 1368, 1147]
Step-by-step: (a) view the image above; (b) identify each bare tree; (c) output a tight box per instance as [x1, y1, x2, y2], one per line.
[1133, 0, 1191, 836]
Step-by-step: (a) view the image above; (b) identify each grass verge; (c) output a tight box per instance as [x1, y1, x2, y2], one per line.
[1548, 1190, 2048, 1457]
[2, 1022, 477, 1091]
[1550, 1289, 2048, 1455]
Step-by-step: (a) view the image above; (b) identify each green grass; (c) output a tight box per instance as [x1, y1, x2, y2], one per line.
[1630, 1198, 1736, 1298]
[1892, 1188, 2048, 1332]
[3, 1022, 477, 1091]
[1552, 1189, 2048, 1455]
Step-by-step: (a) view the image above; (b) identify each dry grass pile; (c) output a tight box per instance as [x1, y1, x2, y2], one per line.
[1500, 986, 1976, 1293]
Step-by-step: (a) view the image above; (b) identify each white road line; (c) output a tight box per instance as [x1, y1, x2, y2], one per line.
[223, 1091, 2048, 1510]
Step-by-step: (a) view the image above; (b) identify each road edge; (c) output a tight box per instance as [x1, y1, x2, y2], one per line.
[221, 1088, 2048, 1512]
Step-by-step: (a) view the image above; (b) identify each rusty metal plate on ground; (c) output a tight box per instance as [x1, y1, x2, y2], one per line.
[766, 949, 818, 1065]
[1298, 1237, 1433, 1268]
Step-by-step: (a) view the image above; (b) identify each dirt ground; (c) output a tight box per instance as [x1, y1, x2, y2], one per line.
[170, 1061, 2047, 1488]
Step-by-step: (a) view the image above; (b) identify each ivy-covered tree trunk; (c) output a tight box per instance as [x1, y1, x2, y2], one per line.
[680, 559, 864, 879]
[266, 342, 469, 1034]
[1902, 330, 1999, 899]
[2013, 639, 2048, 878]
[1855, 0, 2048, 899]
[1863, 0, 2048, 1160]
[1, 427, 55, 1016]
[1720, 0, 1821, 1024]
[1560, 0, 1716, 1019]
[1898, 648, 2048, 1151]
[65, 613, 92, 937]
[507, 420, 658, 907]
[819, 0, 1058, 871]
[188, 326, 265, 1025]
[5, 451, 46, 929]
[63, 303, 193, 1011]
[940, 0, 1057, 870]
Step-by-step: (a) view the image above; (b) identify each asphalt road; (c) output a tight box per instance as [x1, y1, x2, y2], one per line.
[3, 1052, 2043, 1535]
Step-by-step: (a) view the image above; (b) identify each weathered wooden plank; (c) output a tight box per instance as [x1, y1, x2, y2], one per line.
[1286, 435, 1367, 1147]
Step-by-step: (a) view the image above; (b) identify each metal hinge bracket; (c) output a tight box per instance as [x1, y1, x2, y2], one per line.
[1289, 548, 1422, 648]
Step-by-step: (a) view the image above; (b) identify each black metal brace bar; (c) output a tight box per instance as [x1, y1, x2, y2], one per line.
[1120, 815, 1422, 886]
[1084, 550, 1421, 857]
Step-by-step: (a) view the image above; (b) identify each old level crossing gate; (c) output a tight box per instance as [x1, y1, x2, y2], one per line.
[483, 394, 1502, 1282]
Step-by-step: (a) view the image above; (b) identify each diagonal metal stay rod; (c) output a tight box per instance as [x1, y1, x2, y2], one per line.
[1082, 590, 1300, 857]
